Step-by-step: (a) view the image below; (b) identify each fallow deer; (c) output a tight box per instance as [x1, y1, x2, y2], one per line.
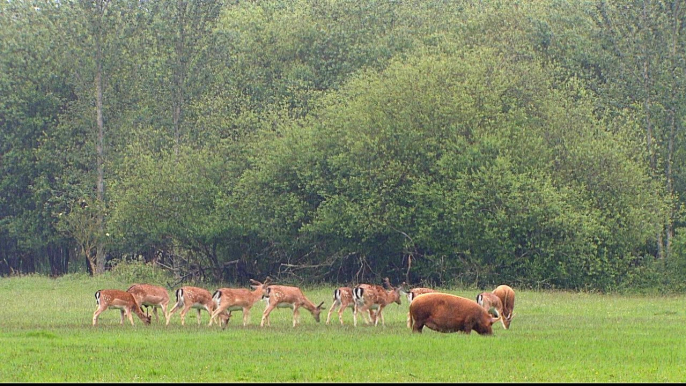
[260, 284, 325, 327]
[352, 278, 402, 327]
[399, 282, 437, 303]
[210, 278, 271, 328]
[93, 289, 151, 326]
[398, 282, 436, 328]
[409, 292, 499, 335]
[476, 291, 506, 329]
[325, 286, 374, 325]
[166, 286, 229, 326]
[126, 283, 170, 323]
[492, 284, 515, 329]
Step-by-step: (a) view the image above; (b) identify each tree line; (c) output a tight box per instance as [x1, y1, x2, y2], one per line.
[1, 0, 685, 291]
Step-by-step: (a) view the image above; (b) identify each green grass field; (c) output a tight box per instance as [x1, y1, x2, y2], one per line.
[0, 274, 684, 382]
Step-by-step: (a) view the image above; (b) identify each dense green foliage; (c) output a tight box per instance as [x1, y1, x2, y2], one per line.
[2, 0, 686, 291]
[1, 275, 685, 382]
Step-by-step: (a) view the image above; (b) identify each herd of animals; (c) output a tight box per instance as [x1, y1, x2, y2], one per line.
[92, 278, 515, 335]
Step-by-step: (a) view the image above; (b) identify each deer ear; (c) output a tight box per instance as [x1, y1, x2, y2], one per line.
[317, 301, 325, 309]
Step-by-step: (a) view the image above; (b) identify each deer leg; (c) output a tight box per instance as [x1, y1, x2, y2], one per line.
[160, 303, 169, 323]
[261, 303, 277, 327]
[326, 302, 337, 325]
[179, 305, 191, 326]
[340, 305, 349, 325]
[166, 302, 181, 325]
[92, 306, 105, 326]
[292, 305, 300, 327]
[125, 309, 135, 326]
[365, 310, 373, 324]
[196, 308, 202, 325]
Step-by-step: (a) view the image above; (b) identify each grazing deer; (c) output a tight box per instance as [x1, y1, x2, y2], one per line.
[492, 284, 515, 329]
[325, 286, 375, 325]
[93, 289, 151, 326]
[476, 291, 506, 329]
[399, 282, 436, 303]
[260, 285, 325, 327]
[166, 286, 229, 326]
[409, 292, 499, 335]
[210, 278, 272, 328]
[352, 278, 402, 327]
[398, 282, 436, 328]
[126, 283, 170, 323]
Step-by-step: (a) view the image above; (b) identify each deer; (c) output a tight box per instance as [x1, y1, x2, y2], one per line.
[397, 282, 437, 328]
[352, 278, 402, 327]
[409, 292, 500, 335]
[210, 278, 272, 328]
[260, 284, 325, 328]
[476, 291, 506, 329]
[126, 283, 170, 324]
[399, 282, 437, 303]
[492, 284, 515, 329]
[93, 289, 151, 326]
[165, 286, 230, 327]
[325, 286, 375, 325]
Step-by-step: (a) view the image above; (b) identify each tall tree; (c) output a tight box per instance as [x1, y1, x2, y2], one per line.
[593, 0, 686, 262]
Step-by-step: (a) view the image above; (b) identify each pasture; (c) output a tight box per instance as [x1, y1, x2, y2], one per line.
[0, 274, 684, 382]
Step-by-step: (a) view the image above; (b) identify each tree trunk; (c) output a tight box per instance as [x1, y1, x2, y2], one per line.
[94, 0, 107, 274]
[173, 0, 187, 157]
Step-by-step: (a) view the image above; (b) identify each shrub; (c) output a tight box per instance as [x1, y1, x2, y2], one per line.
[108, 256, 175, 286]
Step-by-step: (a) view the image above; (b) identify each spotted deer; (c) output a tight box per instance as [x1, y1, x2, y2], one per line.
[476, 291, 507, 328]
[260, 284, 325, 327]
[398, 282, 436, 328]
[166, 286, 229, 326]
[210, 278, 272, 328]
[93, 289, 151, 326]
[325, 286, 374, 325]
[126, 283, 170, 323]
[352, 278, 402, 327]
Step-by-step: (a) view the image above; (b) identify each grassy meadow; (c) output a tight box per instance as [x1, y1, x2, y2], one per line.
[0, 274, 685, 382]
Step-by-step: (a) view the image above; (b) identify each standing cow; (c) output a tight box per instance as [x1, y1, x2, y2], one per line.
[409, 292, 499, 335]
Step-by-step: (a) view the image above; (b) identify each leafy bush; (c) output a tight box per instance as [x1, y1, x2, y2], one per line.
[108, 256, 175, 286]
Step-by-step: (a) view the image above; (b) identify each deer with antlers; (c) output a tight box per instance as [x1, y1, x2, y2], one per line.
[210, 278, 272, 328]
[260, 284, 325, 328]
[325, 286, 375, 325]
[93, 289, 151, 326]
[352, 278, 402, 327]
[476, 291, 506, 328]
[126, 283, 170, 324]
[165, 286, 229, 326]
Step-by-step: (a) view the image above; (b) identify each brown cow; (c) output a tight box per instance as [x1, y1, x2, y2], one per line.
[409, 292, 499, 335]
